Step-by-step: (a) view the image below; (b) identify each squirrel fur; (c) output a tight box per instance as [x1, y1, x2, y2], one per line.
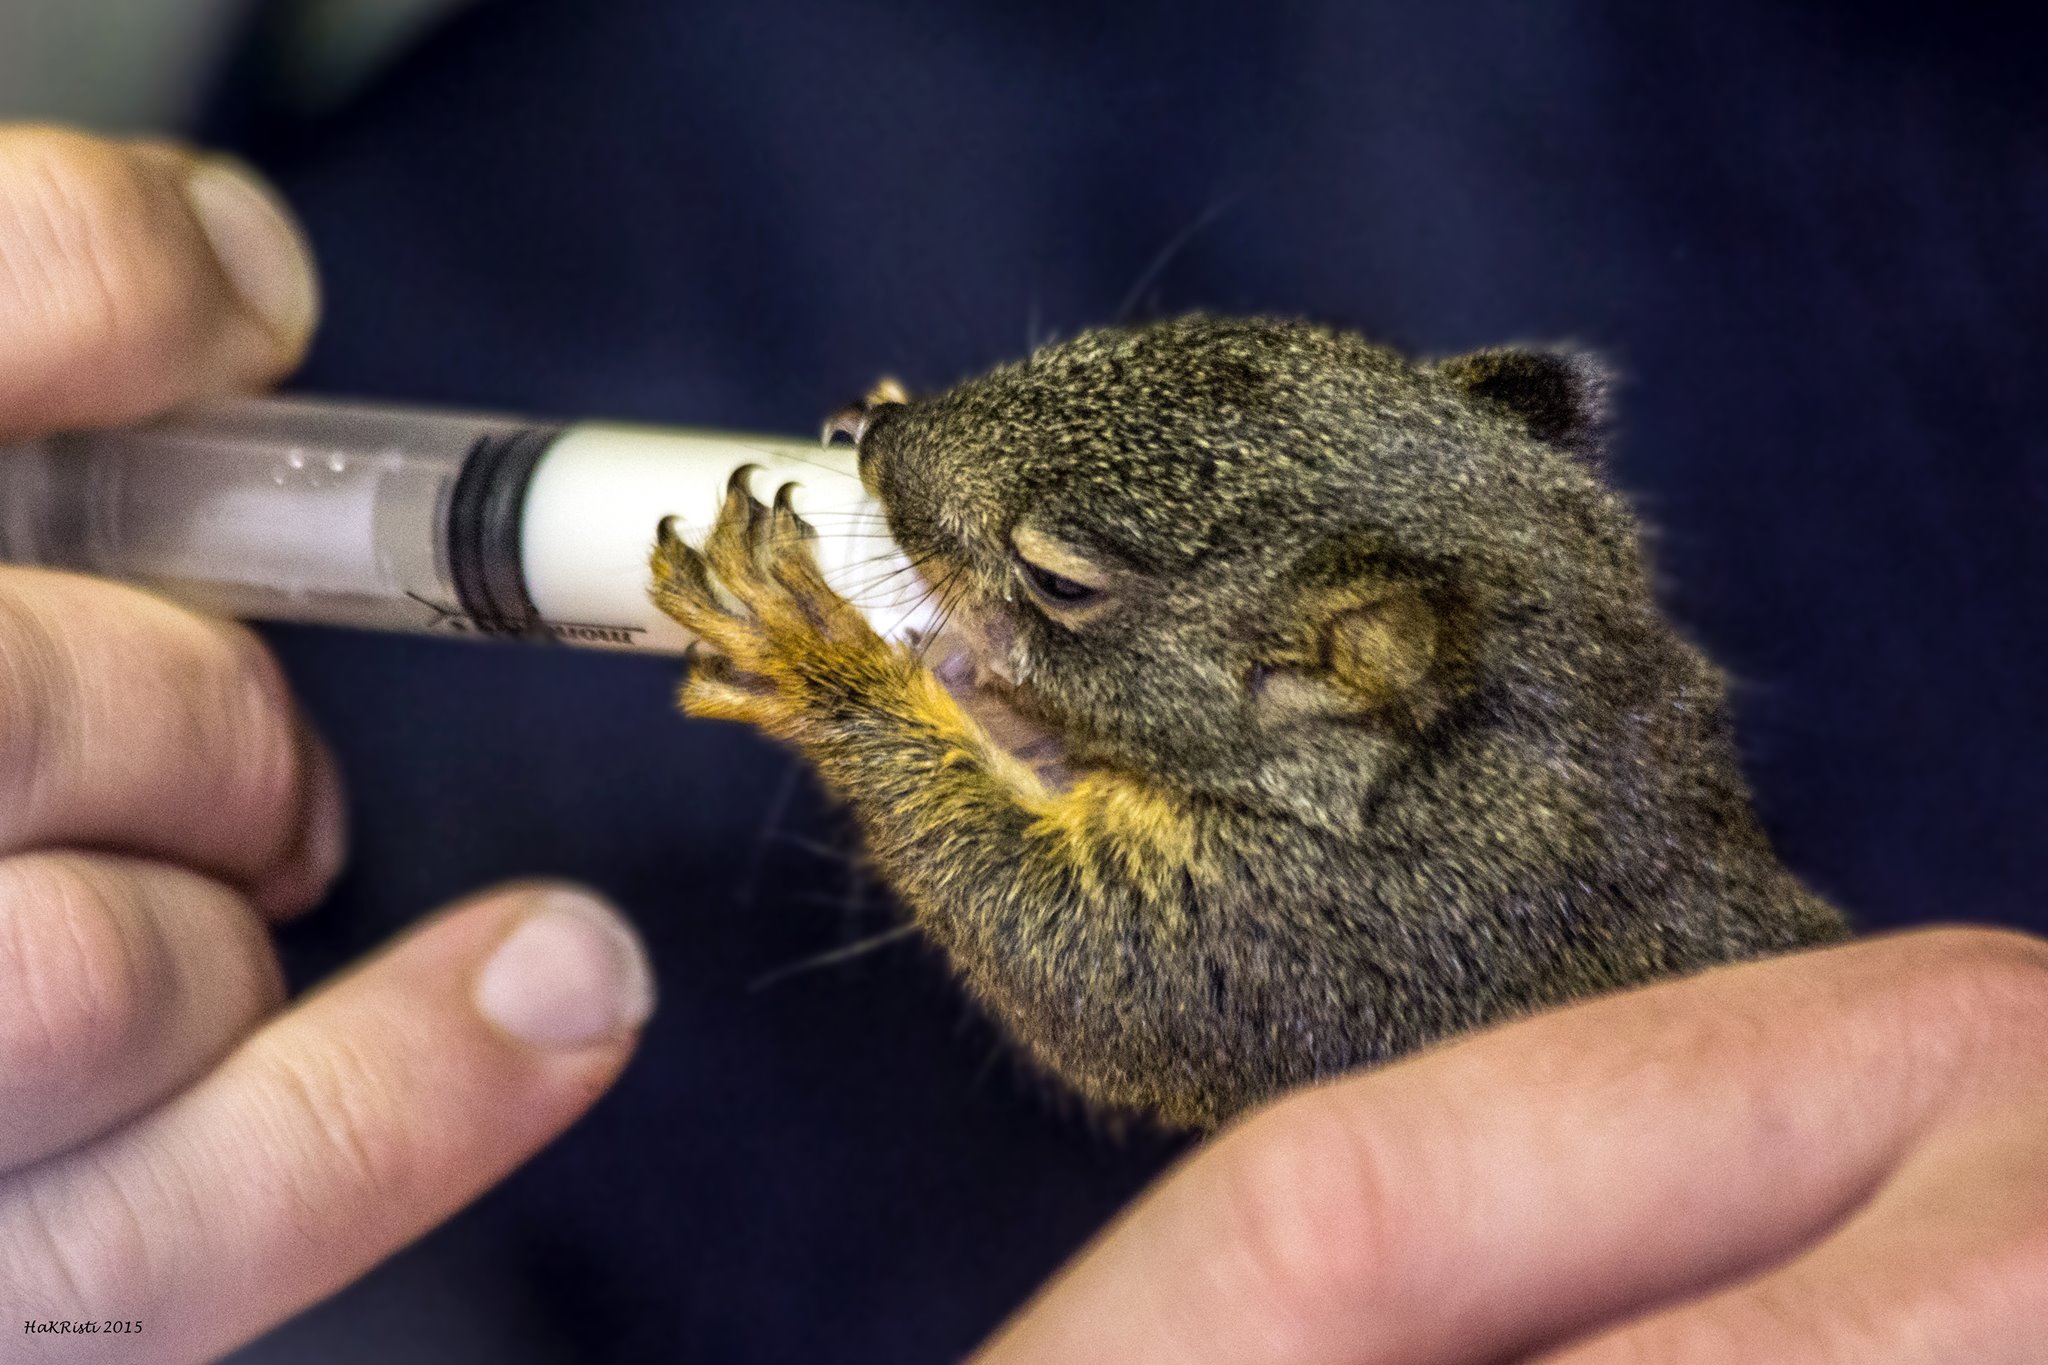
[650, 315, 1850, 1132]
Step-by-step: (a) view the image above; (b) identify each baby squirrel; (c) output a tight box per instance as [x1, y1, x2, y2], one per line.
[650, 315, 1850, 1132]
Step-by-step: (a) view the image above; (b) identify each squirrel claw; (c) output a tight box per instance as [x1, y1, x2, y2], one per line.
[770, 481, 817, 540]
[651, 462, 898, 735]
[723, 463, 763, 503]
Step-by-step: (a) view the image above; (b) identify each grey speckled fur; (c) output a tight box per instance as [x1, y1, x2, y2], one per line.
[823, 315, 1849, 1129]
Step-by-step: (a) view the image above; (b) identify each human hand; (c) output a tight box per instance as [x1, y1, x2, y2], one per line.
[0, 126, 654, 1362]
[977, 927, 2048, 1363]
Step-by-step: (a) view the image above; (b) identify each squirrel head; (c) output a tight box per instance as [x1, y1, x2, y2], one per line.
[853, 316, 1650, 825]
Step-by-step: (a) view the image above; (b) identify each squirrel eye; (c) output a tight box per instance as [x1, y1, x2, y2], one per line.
[1009, 525, 1115, 619]
[1022, 560, 1100, 605]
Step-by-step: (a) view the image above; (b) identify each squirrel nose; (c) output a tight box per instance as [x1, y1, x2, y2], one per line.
[823, 378, 910, 494]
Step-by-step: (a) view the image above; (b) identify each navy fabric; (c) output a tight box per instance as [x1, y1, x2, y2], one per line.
[208, 3, 2045, 1360]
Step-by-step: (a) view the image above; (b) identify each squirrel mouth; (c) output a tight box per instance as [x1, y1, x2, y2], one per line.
[911, 616, 1080, 793]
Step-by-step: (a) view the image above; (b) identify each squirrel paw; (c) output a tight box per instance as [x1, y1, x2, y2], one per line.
[649, 466, 901, 738]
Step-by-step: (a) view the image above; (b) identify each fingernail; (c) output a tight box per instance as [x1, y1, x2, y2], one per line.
[474, 889, 656, 1047]
[183, 158, 321, 346]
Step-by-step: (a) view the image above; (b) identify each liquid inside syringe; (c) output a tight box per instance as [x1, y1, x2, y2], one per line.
[0, 395, 937, 651]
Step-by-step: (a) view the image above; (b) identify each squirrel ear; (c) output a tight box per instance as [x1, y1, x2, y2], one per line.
[1252, 585, 1442, 728]
[1324, 588, 1439, 710]
[1435, 346, 1612, 461]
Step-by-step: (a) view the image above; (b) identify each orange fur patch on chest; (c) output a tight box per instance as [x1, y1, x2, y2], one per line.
[1024, 771, 1211, 905]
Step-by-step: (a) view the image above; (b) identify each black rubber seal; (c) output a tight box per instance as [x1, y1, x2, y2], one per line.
[446, 425, 565, 638]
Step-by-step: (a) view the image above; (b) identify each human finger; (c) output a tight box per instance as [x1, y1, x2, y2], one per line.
[0, 852, 283, 1171]
[973, 929, 2048, 1365]
[0, 568, 346, 918]
[0, 882, 653, 1364]
[1536, 1094, 2048, 1363]
[0, 124, 318, 438]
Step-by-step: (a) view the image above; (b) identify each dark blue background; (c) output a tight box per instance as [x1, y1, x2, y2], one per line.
[206, 3, 2046, 1360]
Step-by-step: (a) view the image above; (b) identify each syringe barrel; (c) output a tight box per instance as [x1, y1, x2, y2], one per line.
[0, 396, 932, 652]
